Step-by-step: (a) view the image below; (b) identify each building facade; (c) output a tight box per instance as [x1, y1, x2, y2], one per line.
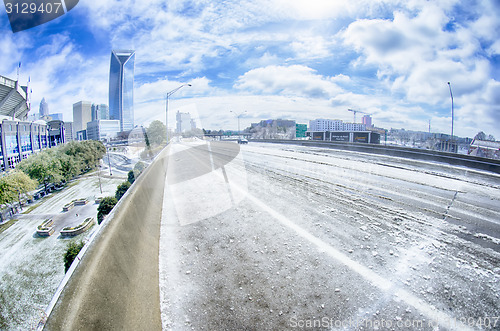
[51, 113, 64, 121]
[109, 50, 135, 132]
[309, 119, 366, 132]
[87, 119, 120, 141]
[47, 120, 67, 147]
[176, 111, 194, 133]
[307, 130, 380, 144]
[73, 101, 92, 135]
[0, 75, 30, 121]
[468, 139, 500, 160]
[0, 118, 49, 170]
[362, 115, 372, 128]
[91, 104, 109, 121]
[63, 122, 73, 141]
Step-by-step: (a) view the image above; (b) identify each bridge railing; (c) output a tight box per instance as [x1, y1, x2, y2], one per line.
[251, 139, 500, 174]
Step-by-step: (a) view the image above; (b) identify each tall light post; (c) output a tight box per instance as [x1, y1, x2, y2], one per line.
[165, 84, 191, 143]
[447, 82, 454, 152]
[106, 145, 112, 176]
[230, 110, 247, 138]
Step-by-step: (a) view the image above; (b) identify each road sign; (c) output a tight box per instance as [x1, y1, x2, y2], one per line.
[296, 124, 307, 138]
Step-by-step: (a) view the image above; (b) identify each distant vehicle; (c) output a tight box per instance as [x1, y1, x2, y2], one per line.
[238, 138, 248, 144]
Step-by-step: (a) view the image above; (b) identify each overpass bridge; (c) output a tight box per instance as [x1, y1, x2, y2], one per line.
[42, 140, 500, 330]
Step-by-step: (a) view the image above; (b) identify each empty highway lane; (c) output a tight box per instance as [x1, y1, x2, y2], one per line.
[45, 141, 500, 331]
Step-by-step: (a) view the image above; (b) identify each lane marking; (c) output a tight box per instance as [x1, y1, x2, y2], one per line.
[246, 192, 472, 331]
[213, 157, 474, 331]
[162, 143, 473, 330]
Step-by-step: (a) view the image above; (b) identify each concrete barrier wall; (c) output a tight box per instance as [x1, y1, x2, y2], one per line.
[44, 148, 169, 330]
[252, 139, 500, 174]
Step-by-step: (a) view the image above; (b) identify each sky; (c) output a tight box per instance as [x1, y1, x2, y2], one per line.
[1, 0, 499, 138]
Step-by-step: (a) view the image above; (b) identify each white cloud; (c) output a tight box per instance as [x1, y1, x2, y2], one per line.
[290, 35, 333, 60]
[0, 31, 32, 75]
[235, 65, 344, 98]
[243, 52, 282, 69]
[2, 0, 498, 140]
[341, 0, 500, 139]
[343, 6, 451, 74]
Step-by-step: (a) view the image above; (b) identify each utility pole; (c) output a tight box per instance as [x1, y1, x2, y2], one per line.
[230, 110, 247, 138]
[107, 146, 112, 176]
[447, 82, 454, 153]
[97, 164, 102, 194]
[165, 84, 191, 143]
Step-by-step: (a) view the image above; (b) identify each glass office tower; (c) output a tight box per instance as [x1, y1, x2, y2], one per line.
[109, 50, 135, 132]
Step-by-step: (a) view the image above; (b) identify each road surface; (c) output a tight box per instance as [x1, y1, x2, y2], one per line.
[46, 141, 500, 330]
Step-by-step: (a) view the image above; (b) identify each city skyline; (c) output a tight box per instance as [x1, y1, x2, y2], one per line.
[1, 1, 499, 139]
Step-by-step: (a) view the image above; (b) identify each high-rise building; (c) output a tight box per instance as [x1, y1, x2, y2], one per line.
[109, 50, 135, 132]
[91, 104, 98, 121]
[176, 111, 193, 133]
[362, 115, 372, 127]
[73, 101, 92, 135]
[309, 119, 366, 132]
[39, 98, 49, 117]
[98, 104, 109, 120]
[91, 104, 109, 121]
[87, 119, 120, 141]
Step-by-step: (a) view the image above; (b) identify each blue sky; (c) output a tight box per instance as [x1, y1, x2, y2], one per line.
[1, 0, 499, 138]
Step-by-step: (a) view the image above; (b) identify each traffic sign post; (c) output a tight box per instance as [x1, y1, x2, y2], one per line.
[296, 124, 307, 138]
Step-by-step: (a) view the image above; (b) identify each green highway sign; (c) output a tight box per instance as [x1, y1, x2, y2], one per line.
[296, 124, 307, 138]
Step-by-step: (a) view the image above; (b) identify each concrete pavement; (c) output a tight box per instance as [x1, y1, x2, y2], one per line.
[44, 147, 169, 330]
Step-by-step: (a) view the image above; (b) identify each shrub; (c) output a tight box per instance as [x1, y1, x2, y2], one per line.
[127, 170, 135, 184]
[64, 240, 85, 272]
[97, 196, 117, 224]
[115, 181, 131, 200]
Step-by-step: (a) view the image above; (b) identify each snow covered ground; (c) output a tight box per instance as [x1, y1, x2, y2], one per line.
[0, 161, 129, 330]
[160, 141, 500, 330]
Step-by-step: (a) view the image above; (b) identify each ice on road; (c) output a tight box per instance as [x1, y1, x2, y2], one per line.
[159, 141, 500, 331]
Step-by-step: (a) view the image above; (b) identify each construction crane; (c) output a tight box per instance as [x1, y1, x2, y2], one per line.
[347, 108, 366, 123]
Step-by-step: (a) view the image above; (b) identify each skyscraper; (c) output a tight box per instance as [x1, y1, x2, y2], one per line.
[362, 115, 372, 128]
[73, 101, 92, 134]
[109, 50, 135, 132]
[176, 111, 193, 133]
[39, 98, 49, 117]
[91, 104, 109, 121]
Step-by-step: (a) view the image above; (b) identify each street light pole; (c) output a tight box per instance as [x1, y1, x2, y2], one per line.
[165, 84, 192, 143]
[107, 146, 112, 176]
[17, 189, 22, 211]
[447, 82, 454, 152]
[97, 164, 102, 194]
[230, 110, 247, 138]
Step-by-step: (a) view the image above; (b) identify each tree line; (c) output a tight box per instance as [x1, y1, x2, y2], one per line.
[96, 161, 145, 223]
[61, 161, 146, 275]
[0, 140, 106, 205]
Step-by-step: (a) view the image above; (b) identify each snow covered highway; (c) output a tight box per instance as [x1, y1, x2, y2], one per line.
[46, 141, 500, 330]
